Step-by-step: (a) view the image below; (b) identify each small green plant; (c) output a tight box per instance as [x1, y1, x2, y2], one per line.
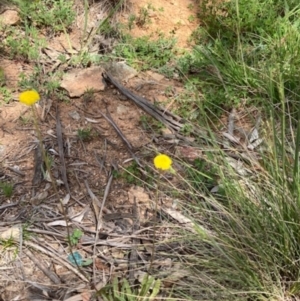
[116, 161, 153, 186]
[16, 0, 75, 33]
[163, 85, 174, 97]
[77, 127, 93, 142]
[188, 15, 195, 23]
[127, 14, 136, 30]
[0, 182, 13, 198]
[180, 123, 193, 136]
[18, 67, 42, 91]
[0, 87, 13, 104]
[114, 34, 176, 71]
[69, 229, 83, 246]
[19, 115, 32, 125]
[0, 67, 6, 86]
[44, 77, 61, 96]
[0, 236, 18, 259]
[0, 236, 16, 249]
[99, 275, 161, 301]
[136, 6, 152, 27]
[187, 3, 194, 10]
[83, 88, 95, 105]
[185, 158, 216, 191]
[5, 25, 46, 61]
[140, 115, 164, 132]
[121, 162, 143, 185]
[44, 153, 54, 171]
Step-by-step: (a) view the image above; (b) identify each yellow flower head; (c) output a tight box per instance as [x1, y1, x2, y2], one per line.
[19, 90, 40, 106]
[153, 154, 172, 171]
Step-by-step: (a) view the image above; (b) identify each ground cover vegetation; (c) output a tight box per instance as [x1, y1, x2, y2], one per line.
[1, 0, 300, 300]
[173, 0, 300, 300]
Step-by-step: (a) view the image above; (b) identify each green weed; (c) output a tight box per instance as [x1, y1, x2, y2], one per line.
[16, 0, 75, 33]
[69, 229, 83, 246]
[114, 161, 153, 186]
[98, 274, 161, 301]
[5, 25, 46, 61]
[187, 3, 194, 10]
[83, 88, 95, 105]
[77, 127, 93, 142]
[136, 6, 152, 27]
[188, 15, 195, 23]
[116, 161, 142, 185]
[0, 236, 16, 249]
[0, 67, 5, 86]
[19, 115, 32, 125]
[18, 68, 41, 91]
[0, 87, 12, 104]
[18, 68, 68, 101]
[0, 182, 13, 198]
[140, 115, 164, 132]
[114, 34, 176, 71]
[127, 14, 136, 30]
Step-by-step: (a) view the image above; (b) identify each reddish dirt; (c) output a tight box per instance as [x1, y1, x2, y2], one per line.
[121, 0, 199, 49]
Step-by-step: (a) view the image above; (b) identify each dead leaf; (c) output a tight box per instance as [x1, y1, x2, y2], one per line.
[162, 263, 190, 288]
[46, 220, 70, 227]
[61, 193, 70, 205]
[162, 208, 196, 233]
[227, 157, 248, 176]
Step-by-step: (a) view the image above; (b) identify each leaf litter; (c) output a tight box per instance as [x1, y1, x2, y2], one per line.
[0, 65, 196, 301]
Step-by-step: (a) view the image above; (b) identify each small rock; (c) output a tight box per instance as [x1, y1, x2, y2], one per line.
[60, 66, 105, 97]
[146, 71, 165, 82]
[69, 110, 81, 121]
[0, 10, 20, 25]
[106, 62, 138, 82]
[116, 104, 128, 115]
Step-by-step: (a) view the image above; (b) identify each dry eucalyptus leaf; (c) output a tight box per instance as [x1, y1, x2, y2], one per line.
[249, 128, 259, 143]
[248, 138, 264, 150]
[47, 220, 69, 227]
[227, 157, 248, 176]
[61, 193, 70, 205]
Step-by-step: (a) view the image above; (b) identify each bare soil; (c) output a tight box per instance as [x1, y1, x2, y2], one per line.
[121, 0, 199, 49]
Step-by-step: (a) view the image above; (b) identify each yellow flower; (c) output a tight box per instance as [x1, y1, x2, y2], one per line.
[153, 154, 172, 171]
[19, 90, 40, 106]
